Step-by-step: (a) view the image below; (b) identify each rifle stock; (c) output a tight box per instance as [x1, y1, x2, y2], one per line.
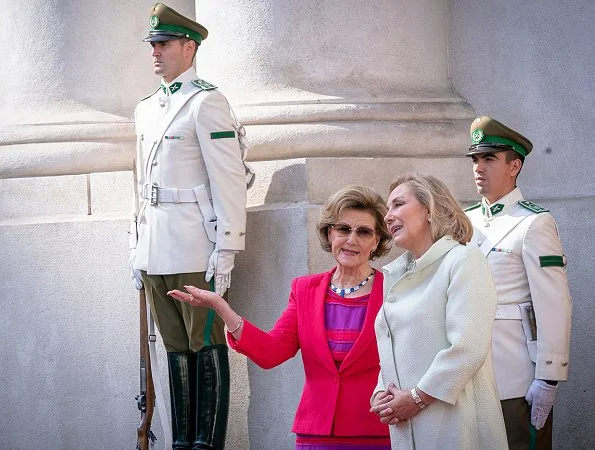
[136, 287, 156, 450]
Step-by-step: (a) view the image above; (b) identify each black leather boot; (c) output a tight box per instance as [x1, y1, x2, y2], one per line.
[167, 352, 196, 449]
[192, 345, 231, 450]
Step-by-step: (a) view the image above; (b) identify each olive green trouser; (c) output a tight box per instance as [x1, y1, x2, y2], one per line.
[141, 271, 226, 352]
[501, 397, 553, 450]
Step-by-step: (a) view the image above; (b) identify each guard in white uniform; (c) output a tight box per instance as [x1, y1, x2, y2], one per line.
[129, 3, 247, 448]
[464, 116, 572, 450]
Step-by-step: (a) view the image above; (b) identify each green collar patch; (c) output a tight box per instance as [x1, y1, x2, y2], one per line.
[519, 200, 549, 214]
[482, 203, 504, 216]
[471, 129, 484, 144]
[464, 202, 481, 212]
[191, 79, 217, 91]
[160, 82, 183, 95]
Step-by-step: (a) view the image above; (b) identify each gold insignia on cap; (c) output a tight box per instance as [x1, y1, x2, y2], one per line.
[471, 129, 484, 144]
[149, 15, 159, 28]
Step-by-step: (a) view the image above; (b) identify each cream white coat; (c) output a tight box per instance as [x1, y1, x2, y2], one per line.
[375, 237, 507, 450]
[466, 188, 572, 399]
[131, 68, 247, 275]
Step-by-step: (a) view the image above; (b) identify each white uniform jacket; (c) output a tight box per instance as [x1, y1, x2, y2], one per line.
[131, 68, 247, 275]
[466, 187, 572, 399]
[375, 237, 507, 450]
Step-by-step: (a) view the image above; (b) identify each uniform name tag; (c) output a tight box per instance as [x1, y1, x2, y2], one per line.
[491, 247, 512, 253]
[164, 135, 184, 140]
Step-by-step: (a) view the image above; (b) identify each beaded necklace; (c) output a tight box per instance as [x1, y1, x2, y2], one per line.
[330, 270, 375, 297]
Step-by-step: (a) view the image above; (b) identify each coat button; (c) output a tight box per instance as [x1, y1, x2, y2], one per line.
[152, 161, 158, 166]
[485, 223, 491, 228]
[562, 362, 568, 366]
[477, 240, 483, 246]
[545, 360, 553, 365]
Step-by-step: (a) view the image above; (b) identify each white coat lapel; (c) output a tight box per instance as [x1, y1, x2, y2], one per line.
[144, 88, 208, 177]
[479, 213, 530, 256]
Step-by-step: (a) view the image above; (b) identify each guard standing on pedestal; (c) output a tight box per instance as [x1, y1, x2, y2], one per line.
[464, 116, 572, 450]
[129, 3, 248, 448]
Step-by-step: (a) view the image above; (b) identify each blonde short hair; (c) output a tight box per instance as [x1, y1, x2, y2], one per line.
[389, 174, 472, 245]
[317, 185, 392, 259]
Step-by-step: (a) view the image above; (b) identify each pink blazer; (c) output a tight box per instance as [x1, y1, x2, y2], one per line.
[228, 268, 388, 437]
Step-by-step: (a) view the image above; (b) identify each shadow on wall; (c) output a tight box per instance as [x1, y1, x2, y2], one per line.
[230, 162, 311, 449]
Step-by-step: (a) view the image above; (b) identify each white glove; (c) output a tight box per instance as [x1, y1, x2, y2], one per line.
[525, 379, 558, 430]
[128, 250, 143, 290]
[205, 249, 236, 296]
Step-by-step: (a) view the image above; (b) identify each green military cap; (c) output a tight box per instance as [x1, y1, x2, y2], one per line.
[143, 3, 208, 44]
[467, 116, 533, 158]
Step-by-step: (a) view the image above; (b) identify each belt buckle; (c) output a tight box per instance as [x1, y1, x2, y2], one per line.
[150, 184, 159, 206]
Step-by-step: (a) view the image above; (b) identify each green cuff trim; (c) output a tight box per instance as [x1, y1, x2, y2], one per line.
[479, 135, 527, 157]
[211, 131, 236, 139]
[540, 255, 564, 267]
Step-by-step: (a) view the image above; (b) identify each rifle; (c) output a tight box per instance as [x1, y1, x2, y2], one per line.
[136, 287, 156, 449]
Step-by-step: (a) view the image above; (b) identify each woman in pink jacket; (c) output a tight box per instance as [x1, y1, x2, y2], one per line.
[170, 186, 392, 449]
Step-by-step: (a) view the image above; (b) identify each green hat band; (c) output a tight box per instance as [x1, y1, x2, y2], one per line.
[152, 23, 203, 43]
[475, 135, 527, 157]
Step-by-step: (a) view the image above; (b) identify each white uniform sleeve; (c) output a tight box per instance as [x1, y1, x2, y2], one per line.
[194, 90, 247, 251]
[522, 213, 572, 380]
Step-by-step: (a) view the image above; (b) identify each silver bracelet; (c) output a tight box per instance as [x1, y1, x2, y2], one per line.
[411, 387, 427, 410]
[228, 316, 243, 333]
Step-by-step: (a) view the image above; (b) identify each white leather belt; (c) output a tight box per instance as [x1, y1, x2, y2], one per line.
[141, 184, 197, 205]
[495, 304, 522, 320]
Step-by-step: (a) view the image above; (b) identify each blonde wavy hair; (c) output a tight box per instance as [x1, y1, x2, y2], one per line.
[389, 174, 473, 245]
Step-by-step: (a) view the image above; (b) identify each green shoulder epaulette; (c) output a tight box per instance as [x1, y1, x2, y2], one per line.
[519, 200, 549, 213]
[191, 79, 217, 91]
[139, 86, 161, 102]
[464, 202, 481, 212]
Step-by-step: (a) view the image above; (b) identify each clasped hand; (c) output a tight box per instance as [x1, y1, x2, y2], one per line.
[370, 384, 421, 425]
[168, 285, 223, 310]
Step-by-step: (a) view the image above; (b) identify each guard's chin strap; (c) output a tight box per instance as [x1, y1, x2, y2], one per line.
[147, 299, 173, 450]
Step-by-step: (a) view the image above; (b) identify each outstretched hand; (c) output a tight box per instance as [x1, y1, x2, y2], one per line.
[168, 285, 224, 310]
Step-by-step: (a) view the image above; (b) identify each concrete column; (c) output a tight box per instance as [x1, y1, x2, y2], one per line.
[197, 0, 475, 162]
[0, 0, 133, 177]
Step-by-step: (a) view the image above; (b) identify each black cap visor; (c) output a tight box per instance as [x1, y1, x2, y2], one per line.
[143, 31, 187, 42]
[466, 142, 515, 157]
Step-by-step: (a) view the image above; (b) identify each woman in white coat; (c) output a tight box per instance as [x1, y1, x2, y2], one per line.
[370, 174, 508, 450]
